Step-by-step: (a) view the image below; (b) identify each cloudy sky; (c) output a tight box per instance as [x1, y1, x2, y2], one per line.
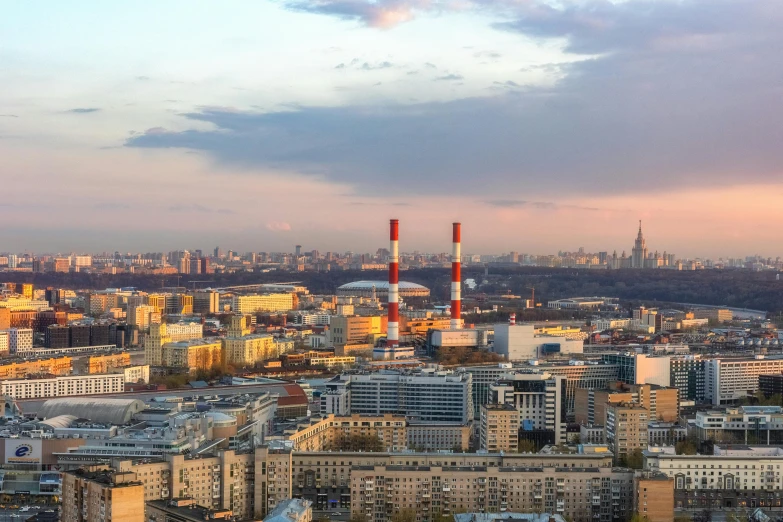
[2, 0, 782, 257]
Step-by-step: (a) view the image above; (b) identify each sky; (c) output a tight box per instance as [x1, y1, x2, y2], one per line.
[2, 0, 782, 258]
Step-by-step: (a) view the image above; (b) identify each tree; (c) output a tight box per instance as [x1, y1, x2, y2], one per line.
[391, 509, 417, 522]
[630, 514, 650, 522]
[675, 438, 698, 455]
[329, 434, 385, 452]
[623, 448, 644, 469]
[349, 514, 368, 522]
[693, 509, 712, 522]
[518, 440, 537, 453]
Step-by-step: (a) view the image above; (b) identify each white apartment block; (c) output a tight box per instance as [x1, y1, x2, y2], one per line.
[706, 358, 783, 405]
[165, 322, 204, 341]
[0, 297, 51, 311]
[1, 373, 125, 399]
[121, 365, 150, 384]
[8, 328, 33, 355]
[232, 293, 295, 314]
[0, 331, 8, 356]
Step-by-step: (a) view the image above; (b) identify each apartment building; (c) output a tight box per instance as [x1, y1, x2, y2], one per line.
[350, 463, 635, 522]
[480, 404, 520, 452]
[605, 404, 648, 461]
[706, 358, 783, 405]
[115, 450, 257, 519]
[407, 424, 471, 452]
[62, 468, 145, 522]
[490, 372, 567, 444]
[232, 293, 296, 314]
[285, 414, 408, 452]
[670, 356, 706, 401]
[145, 322, 206, 366]
[324, 370, 473, 425]
[0, 355, 72, 379]
[635, 474, 675, 522]
[1, 373, 125, 399]
[84, 352, 131, 373]
[161, 339, 222, 370]
[575, 384, 679, 425]
[644, 449, 783, 511]
[222, 334, 276, 366]
[0, 330, 8, 356]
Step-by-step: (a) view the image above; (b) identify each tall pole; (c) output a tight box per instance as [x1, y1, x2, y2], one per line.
[451, 222, 462, 330]
[388, 219, 399, 348]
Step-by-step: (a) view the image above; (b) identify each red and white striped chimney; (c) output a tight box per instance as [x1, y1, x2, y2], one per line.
[387, 219, 399, 348]
[451, 222, 462, 330]
[509, 313, 516, 326]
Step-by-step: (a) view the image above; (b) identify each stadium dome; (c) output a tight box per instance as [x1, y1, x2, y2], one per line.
[38, 398, 146, 425]
[337, 280, 430, 298]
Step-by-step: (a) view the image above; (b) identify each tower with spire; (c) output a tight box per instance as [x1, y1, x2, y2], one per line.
[631, 220, 648, 269]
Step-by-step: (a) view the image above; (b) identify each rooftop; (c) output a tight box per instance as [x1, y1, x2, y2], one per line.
[264, 498, 312, 522]
[147, 499, 233, 521]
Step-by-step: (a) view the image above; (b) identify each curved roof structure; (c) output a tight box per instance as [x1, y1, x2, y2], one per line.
[38, 414, 79, 430]
[338, 281, 428, 291]
[38, 398, 145, 425]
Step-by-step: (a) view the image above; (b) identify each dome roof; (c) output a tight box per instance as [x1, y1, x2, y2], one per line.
[338, 281, 428, 291]
[38, 398, 146, 425]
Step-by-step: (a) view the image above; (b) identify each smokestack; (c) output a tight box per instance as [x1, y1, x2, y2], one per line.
[509, 313, 516, 326]
[451, 222, 462, 330]
[388, 219, 399, 348]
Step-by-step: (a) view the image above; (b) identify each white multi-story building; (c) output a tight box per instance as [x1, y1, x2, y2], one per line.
[493, 323, 583, 360]
[232, 293, 295, 314]
[0, 331, 8, 356]
[592, 318, 632, 331]
[489, 372, 568, 444]
[121, 365, 150, 384]
[1, 373, 125, 399]
[8, 328, 33, 355]
[705, 358, 783, 406]
[71, 255, 93, 268]
[323, 370, 473, 424]
[294, 313, 331, 326]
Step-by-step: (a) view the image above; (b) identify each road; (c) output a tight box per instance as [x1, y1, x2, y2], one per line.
[314, 509, 350, 521]
[0, 506, 58, 522]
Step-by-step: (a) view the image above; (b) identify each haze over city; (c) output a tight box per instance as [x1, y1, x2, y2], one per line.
[2, 1, 782, 256]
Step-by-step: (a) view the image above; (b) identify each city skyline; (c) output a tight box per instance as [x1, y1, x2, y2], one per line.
[2, 1, 783, 256]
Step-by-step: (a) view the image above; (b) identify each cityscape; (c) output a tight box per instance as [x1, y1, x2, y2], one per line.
[3, 2, 783, 522]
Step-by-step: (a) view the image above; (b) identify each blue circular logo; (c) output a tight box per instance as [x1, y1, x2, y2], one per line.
[14, 445, 32, 457]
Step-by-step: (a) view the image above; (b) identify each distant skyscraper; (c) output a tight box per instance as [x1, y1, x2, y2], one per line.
[631, 220, 648, 269]
[295, 245, 302, 256]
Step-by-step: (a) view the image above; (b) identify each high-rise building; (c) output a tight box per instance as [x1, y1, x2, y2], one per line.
[0, 307, 9, 330]
[69, 324, 91, 347]
[490, 372, 568, 444]
[480, 403, 520, 452]
[605, 403, 648, 461]
[222, 334, 276, 366]
[631, 220, 648, 269]
[192, 290, 219, 314]
[0, 331, 8, 357]
[575, 383, 679, 425]
[61, 468, 144, 522]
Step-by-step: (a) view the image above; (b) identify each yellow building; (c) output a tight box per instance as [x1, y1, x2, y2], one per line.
[147, 294, 167, 314]
[328, 315, 387, 347]
[605, 403, 649, 461]
[284, 414, 408, 452]
[86, 352, 131, 374]
[162, 339, 223, 370]
[222, 334, 275, 366]
[0, 356, 71, 379]
[232, 293, 296, 314]
[480, 403, 520, 452]
[61, 467, 145, 522]
[402, 316, 452, 336]
[227, 314, 253, 337]
[18, 283, 33, 299]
